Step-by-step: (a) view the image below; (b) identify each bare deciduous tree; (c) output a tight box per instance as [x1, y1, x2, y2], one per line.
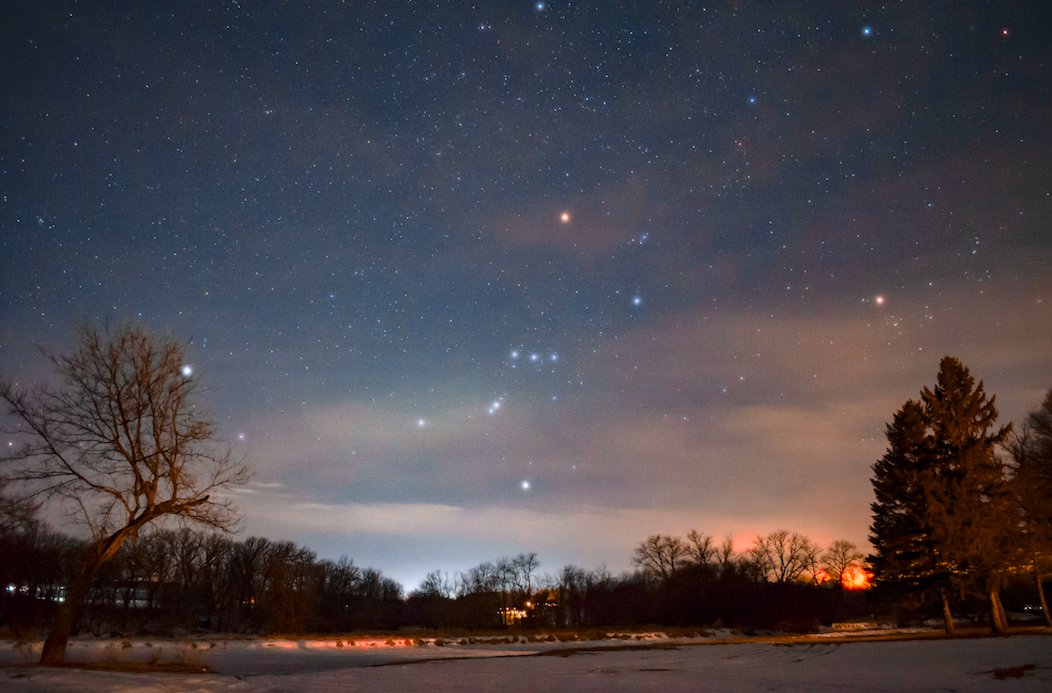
[686, 529, 715, 565]
[512, 552, 541, 596]
[748, 530, 818, 584]
[457, 560, 499, 597]
[0, 323, 249, 664]
[633, 534, 688, 581]
[821, 540, 865, 587]
[416, 570, 455, 599]
[715, 534, 738, 577]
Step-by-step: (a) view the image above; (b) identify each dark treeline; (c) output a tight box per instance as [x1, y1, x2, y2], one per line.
[3, 519, 1046, 638]
[2, 522, 875, 636]
[0, 524, 404, 636]
[405, 535, 875, 634]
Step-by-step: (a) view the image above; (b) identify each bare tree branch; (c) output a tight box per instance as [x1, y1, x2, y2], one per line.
[0, 322, 250, 663]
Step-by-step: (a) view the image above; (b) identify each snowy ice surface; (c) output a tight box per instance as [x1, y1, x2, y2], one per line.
[2, 633, 1050, 692]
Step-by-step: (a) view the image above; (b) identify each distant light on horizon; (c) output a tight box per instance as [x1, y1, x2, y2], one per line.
[842, 565, 872, 590]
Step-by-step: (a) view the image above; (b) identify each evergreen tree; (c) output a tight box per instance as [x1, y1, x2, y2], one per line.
[870, 399, 958, 632]
[870, 357, 1012, 634]
[919, 357, 1012, 632]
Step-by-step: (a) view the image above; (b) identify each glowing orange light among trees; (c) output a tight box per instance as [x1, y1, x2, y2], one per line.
[841, 565, 872, 590]
[814, 565, 871, 589]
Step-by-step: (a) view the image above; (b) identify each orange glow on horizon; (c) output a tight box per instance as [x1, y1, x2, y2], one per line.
[814, 566, 872, 590]
[842, 565, 872, 590]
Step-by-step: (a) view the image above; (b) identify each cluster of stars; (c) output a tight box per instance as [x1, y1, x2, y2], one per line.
[509, 349, 559, 367]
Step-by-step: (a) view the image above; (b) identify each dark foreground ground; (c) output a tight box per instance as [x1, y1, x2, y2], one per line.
[2, 628, 1050, 692]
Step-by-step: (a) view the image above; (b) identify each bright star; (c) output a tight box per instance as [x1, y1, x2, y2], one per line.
[522, 480, 531, 491]
[875, 295, 885, 306]
[418, 419, 426, 427]
[560, 212, 570, 223]
[632, 296, 642, 306]
[862, 26, 872, 37]
[181, 365, 193, 377]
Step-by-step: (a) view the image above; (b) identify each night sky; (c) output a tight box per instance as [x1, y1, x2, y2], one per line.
[2, 2, 1050, 590]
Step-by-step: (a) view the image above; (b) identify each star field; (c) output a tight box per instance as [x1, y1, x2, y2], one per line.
[1, 1, 1050, 589]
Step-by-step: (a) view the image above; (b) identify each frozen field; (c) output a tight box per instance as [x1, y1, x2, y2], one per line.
[2, 631, 1050, 692]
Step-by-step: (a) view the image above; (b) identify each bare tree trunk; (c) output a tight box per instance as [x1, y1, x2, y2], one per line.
[989, 590, 1007, 634]
[940, 588, 955, 636]
[41, 529, 132, 665]
[40, 557, 99, 665]
[1037, 571, 1052, 628]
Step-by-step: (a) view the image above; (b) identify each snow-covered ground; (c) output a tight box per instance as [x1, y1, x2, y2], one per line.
[2, 631, 1050, 692]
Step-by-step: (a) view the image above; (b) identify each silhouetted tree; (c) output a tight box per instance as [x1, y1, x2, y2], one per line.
[416, 570, 455, 599]
[633, 534, 688, 582]
[923, 357, 1012, 632]
[353, 568, 403, 630]
[870, 398, 951, 629]
[714, 535, 739, 577]
[558, 565, 588, 628]
[686, 529, 715, 566]
[512, 551, 540, 596]
[260, 541, 320, 634]
[821, 540, 865, 587]
[748, 530, 818, 584]
[0, 323, 250, 663]
[870, 356, 1012, 634]
[1006, 388, 1052, 626]
[224, 536, 270, 631]
[316, 556, 360, 631]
